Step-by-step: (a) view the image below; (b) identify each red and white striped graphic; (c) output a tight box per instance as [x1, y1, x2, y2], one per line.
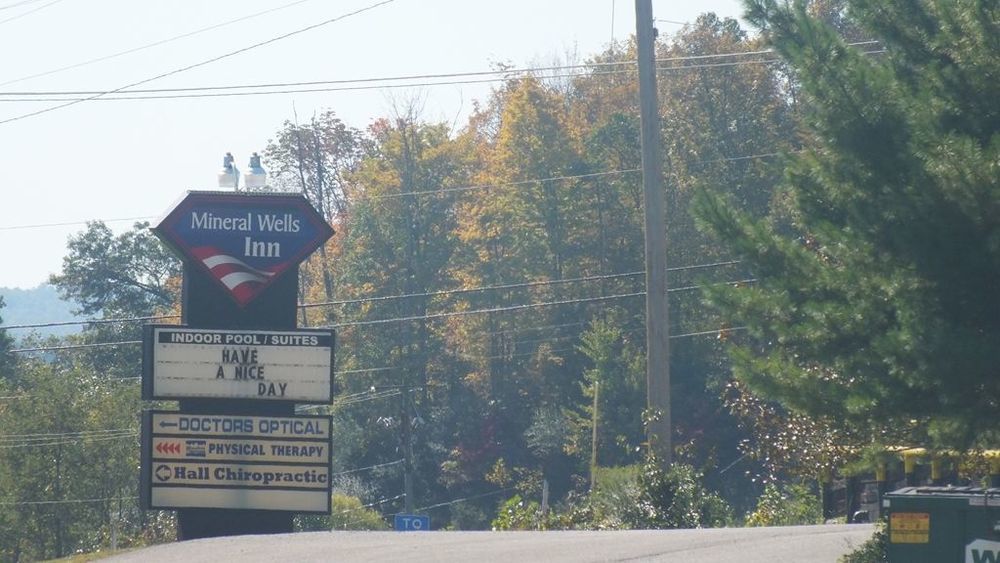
[191, 247, 277, 305]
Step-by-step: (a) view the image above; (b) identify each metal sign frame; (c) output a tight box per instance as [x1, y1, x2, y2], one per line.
[142, 325, 335, 404]
[140, 410, 333, 514]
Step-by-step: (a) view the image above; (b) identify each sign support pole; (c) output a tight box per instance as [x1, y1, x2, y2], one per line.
[175, 264, 299, 540]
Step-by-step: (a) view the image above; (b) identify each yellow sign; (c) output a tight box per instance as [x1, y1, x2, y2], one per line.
[891, 512, 930, 544]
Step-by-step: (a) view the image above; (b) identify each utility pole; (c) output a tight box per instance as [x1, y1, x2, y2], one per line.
[401, 380, 415, 514]
[590, 380, 600, 491]
[635, 0, 671, 465]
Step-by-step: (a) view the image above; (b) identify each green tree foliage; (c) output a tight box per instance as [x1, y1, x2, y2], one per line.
[264, 110, 361, 221]
[695, 0, 1000, 449]
[297, 494, 389, 531]
[745, 482, 822, 526]
[552, 460, 732, 530]
[49, 221, 180, 377]
[0, 359, 146, 560]
[50, 221, 179, 318]
[839, 521, 888, 563]
[4, 10, 851, 553]
[329, 114, 477, 512]
[0, 297, 15, 381]
[571, 315, 645, 468]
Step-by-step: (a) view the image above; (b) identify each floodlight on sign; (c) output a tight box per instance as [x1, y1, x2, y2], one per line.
[218, 152, 239, 189]
[244, 152, 267, 189]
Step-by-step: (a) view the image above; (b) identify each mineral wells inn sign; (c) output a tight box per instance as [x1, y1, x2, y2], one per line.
[152, 191, 334, 307]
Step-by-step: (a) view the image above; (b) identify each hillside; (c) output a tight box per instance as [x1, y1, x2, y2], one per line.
[0, 284, 82, 340]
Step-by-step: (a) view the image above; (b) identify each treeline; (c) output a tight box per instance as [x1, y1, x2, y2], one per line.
[2, 0, 997, 558]
[0, 11, 835, 559]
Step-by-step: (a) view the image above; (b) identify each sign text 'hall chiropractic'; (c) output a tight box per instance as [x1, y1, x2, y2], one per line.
[143, 326, 334, 403]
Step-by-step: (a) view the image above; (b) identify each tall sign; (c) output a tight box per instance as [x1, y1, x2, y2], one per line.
[141, 190, 335, 540]
[152, 191, 334, 307]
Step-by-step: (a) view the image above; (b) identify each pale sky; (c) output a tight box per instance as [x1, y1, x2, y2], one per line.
[0, 0, 743, 289]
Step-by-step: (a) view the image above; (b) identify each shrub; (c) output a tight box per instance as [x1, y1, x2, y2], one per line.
[745, 482, 822, 527]
[839, 521, 887, 563]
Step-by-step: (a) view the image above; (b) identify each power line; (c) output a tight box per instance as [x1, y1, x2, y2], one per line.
[304, 270, 644, 310]
[0, 0, 319, 87]
[327, 292, 644, 329]
[0, 70, 635, 103]
[413, 487, 514, 512]
[2, 259, 742, 331]
[0, 0, 64, 26]
[331, 277, 754, 329]
[7, 275, 753, 352]
[330, 459, 404, 477]
[369, 168, 639, 200]
[0, 168, 637, 232]
[10, 340, 141, 353]
[0, 432, 138, 449]
[0, 215, 156, 232]
[0, 0, 46, 11]
[304, 263, 742, 311]
[0, 0, 397, 126]
[0, 427, 136, 440]
[0, 61, 633, 97]
[0, 41, 881, 98]
[0, 495, 138, 507]
[2, 315, 178, 331]
[0, 147, 778, 232]
[0, 49, 887, 104]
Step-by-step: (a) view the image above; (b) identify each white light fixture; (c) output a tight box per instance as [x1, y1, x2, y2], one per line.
[243, 152, 267, 189]
[218, 152, 240, 190]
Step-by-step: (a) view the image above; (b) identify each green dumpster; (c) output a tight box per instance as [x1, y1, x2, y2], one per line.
[885, 487, 1000, 562]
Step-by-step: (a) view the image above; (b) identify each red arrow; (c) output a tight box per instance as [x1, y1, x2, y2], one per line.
[156, 442, 180, 455]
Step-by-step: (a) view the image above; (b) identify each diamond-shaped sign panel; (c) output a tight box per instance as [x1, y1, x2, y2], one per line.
[153, 191, 334, 307]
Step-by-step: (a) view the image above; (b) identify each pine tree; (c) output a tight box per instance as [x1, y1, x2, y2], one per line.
[695, 0, 1000, 448]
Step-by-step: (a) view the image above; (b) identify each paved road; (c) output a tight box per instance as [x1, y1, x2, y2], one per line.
[106, 524, 874, 562]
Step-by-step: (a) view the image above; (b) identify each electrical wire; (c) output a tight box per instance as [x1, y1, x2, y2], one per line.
[0, 0, 397, 126]
[304, 270, 643, 310]
[0, 0, 319, 87]
[0, 215, 156, 231]
[8, 277, 753, 352]
[0, 168, 637, 232]
[326, 291, 644, 329]
[0, 0, 47, 11]
[330, 459, 404, 477]
[2, 315, 178, 331]
[0, 41, 881, 98]
[0, 70, 635, 102]
[0, 427, 136, 440]
[0, 61, 633, 96]
[1, 259, 742, 331]
[10, 340, 142, 353]
[0, 49, 887, 103]
[0, 148, 778, 233]
[0, 432, 138, 449]
[0, 496, 138, 507]
[413, 487, 515, 512]
[0, 0, 64, 26]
